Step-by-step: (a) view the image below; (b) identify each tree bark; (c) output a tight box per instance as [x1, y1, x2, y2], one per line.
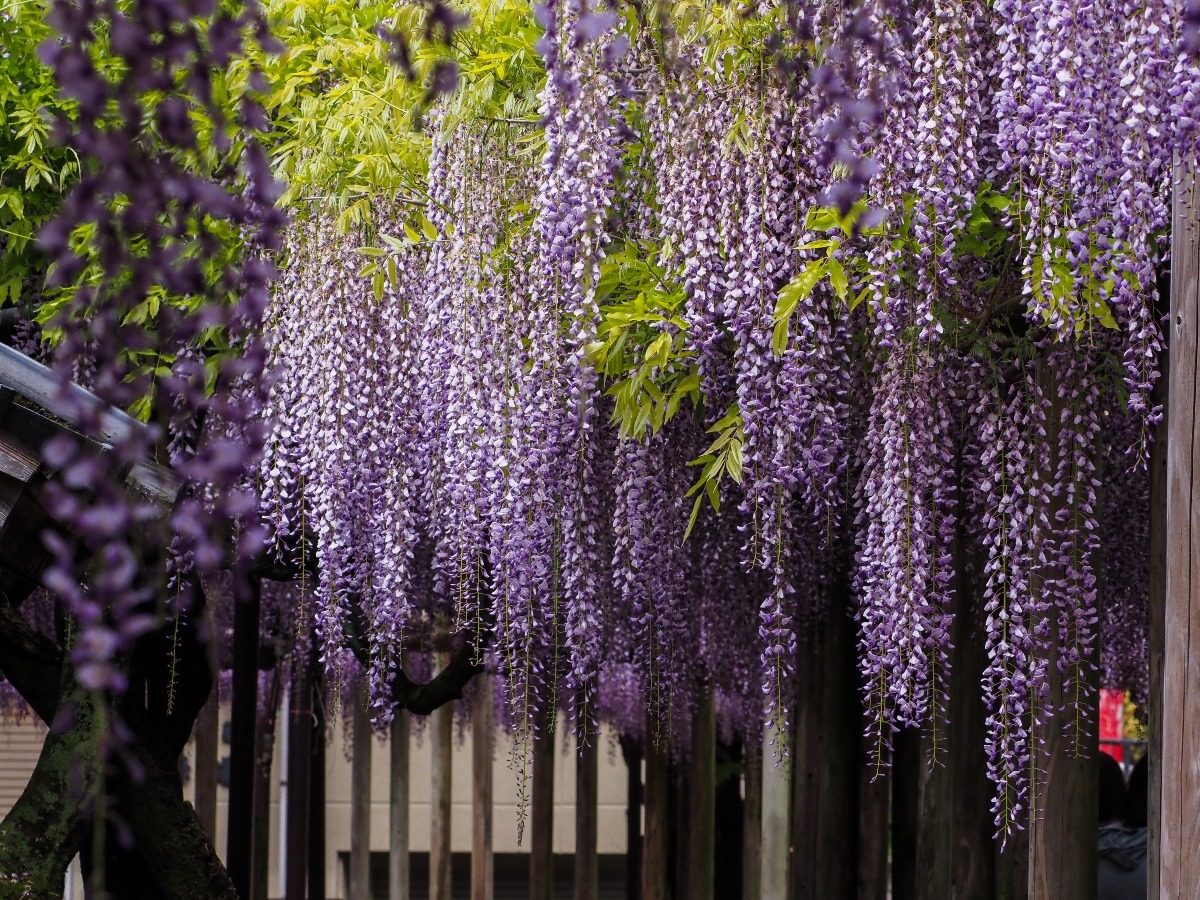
[760, 720, 789, 900]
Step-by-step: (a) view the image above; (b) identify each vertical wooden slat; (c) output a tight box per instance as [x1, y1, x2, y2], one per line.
[575, 716, 599, 900]
[310, 667, 328, 900]
[1148, 268, 1170, 900]
[687, 684, 715, 900]
[619, 736, 643, 900]
[761, 721, 790, 900]
[227, 578, 261, 899]
[390, 711, 411, 900]
[471, 681, 493, 900]
[642, 734, 669, 900]
[1161, 159, 1200, 898]
[349, 681, 373, 900]
[431, 654, 454, 900]
[529, 709, 556, 900]
[742, 737, 762, 900]
[252, 666, 282, 900]
[890, 731, 919, 900]
[857, 758, 889, 900]
[286, 650, 314, 900]
[194, 688, 219, 844]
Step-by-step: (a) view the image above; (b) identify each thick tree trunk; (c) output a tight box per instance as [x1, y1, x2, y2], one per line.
[253, 665, 283, 900]
[760, 721, 789, 900]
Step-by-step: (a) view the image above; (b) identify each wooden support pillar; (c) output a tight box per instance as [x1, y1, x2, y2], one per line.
[227, 577, 261, 899]
[390, 711, 411, 900]
[857, 756, 889, 900]
[529, 709, 556, 900]
[642, 734, 669, 900]
[742, 737, 762, 900]
[890, 730, 920, 900]
[310, 666, 328, 900]
[431, 653, 454, 900]
[792, 587, 860, 899]
[286, 648, 314, 900]
[760, 721, 790, 900]
[687, 684, 716, 900]
[913, 532, 995, 900]
[349, 680, 373, 900]
[252, 666, 282, 900]
[194, 687, 219, 844]
[1159, 159, 1200, 898]
[1148, 266, 1170, 900]
[620, 736, 643, 900]
[575, 715, 599, 900]
[472, 680, 493, 900]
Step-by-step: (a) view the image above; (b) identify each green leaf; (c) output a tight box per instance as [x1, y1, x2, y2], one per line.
[827, 258, 848, 301]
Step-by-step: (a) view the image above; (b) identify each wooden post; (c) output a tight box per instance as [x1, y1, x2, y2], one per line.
[1160, 159, 1200, 898]
[742, 737, 762, 900]
[687, 684, 716, 900]
[252, 665, 283, 900]
[792, 588, 860, 898]
[1027, 359, 1099, 900]
[390, 711, 411, 900]
[890, 731, 920, 900]
[913, 531, 995, 900]
[286, 649, 314, 900]
[1147, 267, 1170, 900]
[349, 680, 373, 900]
[857, 757, 889, 900]
[226, 577, 261, 899]
[194, 688, 219, 844]
[642, 734, 669, 900]
[529, 709, 556, 900]
[431, 653, 454, 900]
[471, 680, 493, 900]
[310, 666, 328, 900]
[760, 721, 790, 900]
[619, 736, 643, 900]
[575, 715, 599, 900]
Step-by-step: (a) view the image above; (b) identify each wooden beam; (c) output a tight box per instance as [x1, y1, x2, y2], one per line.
[430, 652, 454, 900]
[1160, 159, 1200, 898]
[390, 710, 411, 900]
[890, 730, 919, 900]
[471, 680, 493, 900]
[687, 684, 716, 900]
[575, 714, 599, 900]
[741, 737, 762, 900]
[194, 688, 219, 845]
[857, 755, 888, 900]
[529, 708, 556, 900]
[309, 669, 328, 900]
[760, 721, 790, 900]
[349, 680, 373, 900]
[226, 578, 261, 899]
[252, 665, 282, 900]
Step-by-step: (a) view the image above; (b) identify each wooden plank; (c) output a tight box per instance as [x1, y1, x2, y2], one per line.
[760, 719, 790, 900]
[193, 689, 218, 845]
[741, 736, 762, 900]
[1147, 266, 1170, 900]
[349, 679, 373, 900]
[687, 684, 715, 900]
[1162, 159, 1200, 898]
[252, 665, 283, 900]
[529, 707, 556, 900]
[309, 668, 328, 900]
[575, 714, 599, 900]
[471, 681, 492, 900]
[857, 754, 888, 900]
[891, 730, 919, 900]
[0, 430, 38, 481]
[642, 733, 669, 900]
[431, 653, 454, 900]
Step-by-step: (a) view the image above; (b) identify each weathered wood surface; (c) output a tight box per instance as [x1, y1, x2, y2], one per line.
[742, 737, 762, 900]
[857, 753, 888, 900]
[529, 710, 556, 900]
[286, 652, 314, 900]
[309, 667, 328, 900]
[471, 681, 492, 900]
[686, 683, 715, 900]
[890, 730, 919, 900]
[619, 736, 643, 900]
[349, 680, 373, 900]
[391, 710, 411, 900]
[1161, 160, 1200, 899]
[575, 715, 599, 900]
[761, 720, 790, 900]
[431, 653, 454, 900]
[642, 734, 669, 900]
[194, 689, 219, 844]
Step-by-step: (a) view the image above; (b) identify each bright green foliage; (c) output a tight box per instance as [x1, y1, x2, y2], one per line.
[0, 0, 79, 310]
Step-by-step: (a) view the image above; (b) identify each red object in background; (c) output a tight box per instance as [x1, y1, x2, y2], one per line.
[1099, 689, 1125, 763]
